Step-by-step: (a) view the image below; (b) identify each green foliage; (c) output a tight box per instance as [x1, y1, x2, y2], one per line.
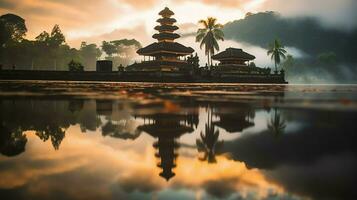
[267, 39, 287, 72]
[49, 24, 65, 47]
[318, 52, 337, 65]
[101, 39, 141, 66]
[110, 39, 142, 49]
[196, 17, 224, 66]
[101, 41, 117, 57]
[35, 31, 50, 43]
[68, 60, 84, 72]
[223, 11, 357, 63]
[80, 42, 102, 70]
[282, 54, 295, 70]
[0, 13, 27, 46]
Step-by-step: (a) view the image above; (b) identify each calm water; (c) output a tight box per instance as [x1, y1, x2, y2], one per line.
[0, 81, 357, 200]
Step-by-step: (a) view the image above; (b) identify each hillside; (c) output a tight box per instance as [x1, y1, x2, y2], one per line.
[223, 12, 357, 64]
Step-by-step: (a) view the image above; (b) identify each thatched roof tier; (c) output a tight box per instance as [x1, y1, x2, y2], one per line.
[152, 32, 180, 40]
[137, 42, 194, 55]
[159, 7, 174, 16]
[154, 25, 179, 32]
[138, 124, 193, 138]
[213, 120, 254, 133]
[160, 170, 175, 181]
[212, 48, 256, 61]
[157, 18, 177, 24]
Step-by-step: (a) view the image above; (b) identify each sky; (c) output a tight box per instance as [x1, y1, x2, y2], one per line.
[0, 0, 356, 66]
[1, 0, 356, 45]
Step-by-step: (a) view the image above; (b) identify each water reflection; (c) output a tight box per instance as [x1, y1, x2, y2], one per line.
[197, 107, 223, 163]
[0, 87, 357, 200]
[267, 108, 286, 137]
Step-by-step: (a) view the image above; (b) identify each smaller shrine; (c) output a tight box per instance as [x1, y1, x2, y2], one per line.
[211, 48, 270, 75]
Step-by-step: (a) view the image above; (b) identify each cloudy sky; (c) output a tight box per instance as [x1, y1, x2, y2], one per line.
[0, 0, 356, 67]
[1, 0, 356, 46]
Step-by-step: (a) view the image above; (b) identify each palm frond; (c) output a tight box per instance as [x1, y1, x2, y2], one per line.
[213, 29, 224, 41]
[212, 37, 219, 52]
[198, 19, 208, 28]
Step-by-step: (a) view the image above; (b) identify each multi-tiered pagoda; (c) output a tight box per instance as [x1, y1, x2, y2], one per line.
[126, 7, 194, 72]
[136, 112, 197, 181]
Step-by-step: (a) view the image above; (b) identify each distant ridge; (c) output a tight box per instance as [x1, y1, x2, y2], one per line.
[223, 11, 357, 63]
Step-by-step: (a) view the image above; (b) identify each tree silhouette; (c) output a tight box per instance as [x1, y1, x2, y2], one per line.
[35, 126, 66, 150]
[196, 108, 223, 163]
[196, 17, 224, 66]
[101, 41, 117, 57]
[49, 24, 65, 47]
[0, 13, 27, 45]
[0, 126, 28, 157]
[267, 108, 286, 137]
[101, 120, 141, 140]
[68, 60, 84, 72]
[267, 39, 287, 73]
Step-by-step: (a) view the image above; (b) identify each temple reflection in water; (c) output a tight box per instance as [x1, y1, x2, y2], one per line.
[1, 84, 357, 200]
[0, 98, 254, 180]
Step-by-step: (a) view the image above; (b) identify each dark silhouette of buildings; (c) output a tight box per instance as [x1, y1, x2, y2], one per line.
[136, 111, 197, 181]
[126, 7, 194, 72]
[213, 103, 255, 133]
[211, 48, 271, 76]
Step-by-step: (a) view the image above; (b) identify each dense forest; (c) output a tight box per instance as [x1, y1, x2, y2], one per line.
[223, 12, 357, 82]
[0, 13, 141, 71]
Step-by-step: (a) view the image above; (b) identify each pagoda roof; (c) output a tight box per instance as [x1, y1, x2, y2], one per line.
[137, 42, 194, 55]
[153, 32, 180, 40]
[154, 25, 179, 32]
[157, 18, 177, 24]
[159, 7, 174, 16]
[160, 171, 175, 181]
[213, 120, 254, 133]
[138, 124, 193, 138]
[212, 48, 256, 61]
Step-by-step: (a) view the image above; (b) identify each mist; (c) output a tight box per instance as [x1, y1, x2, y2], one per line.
[261, 0, 357, 31]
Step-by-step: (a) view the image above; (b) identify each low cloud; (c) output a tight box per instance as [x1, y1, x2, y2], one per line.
[68, 24, 150, 48]
[259, 0, 357, 30]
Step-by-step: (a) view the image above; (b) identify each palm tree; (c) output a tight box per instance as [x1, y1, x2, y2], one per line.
[196, 107, 223, 163]
[267, 39, 287, 73]
[267, 108, 286, 137]
[196, 17, 224, 67]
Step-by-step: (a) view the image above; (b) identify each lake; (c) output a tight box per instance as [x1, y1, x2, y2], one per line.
[0, 81, 356, 200]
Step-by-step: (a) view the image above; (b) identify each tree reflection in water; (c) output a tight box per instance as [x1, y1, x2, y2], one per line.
[0, 125, 27, 157]
[268, 107, 286, 137]
[196, 106, 223, 163]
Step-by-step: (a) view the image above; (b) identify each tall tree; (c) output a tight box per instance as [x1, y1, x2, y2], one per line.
[49, 24, 65, 47]
[101, 39, 141, 66]
[35, 31, 50, 43]
[267, 39, 287, 73]
[196, 17, 224, 66]
[80, 42, 102, 70]
[101, 41, 117, 57]
[0, 14, 27, 47]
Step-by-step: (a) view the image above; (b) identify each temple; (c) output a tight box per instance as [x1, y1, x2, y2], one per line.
[211, 48, 271, 76]
[126, 7, 194, 72]
[213, 103, 255, 133]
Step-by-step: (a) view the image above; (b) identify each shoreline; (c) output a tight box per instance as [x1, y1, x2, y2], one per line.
[0, 70, 288, 84]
